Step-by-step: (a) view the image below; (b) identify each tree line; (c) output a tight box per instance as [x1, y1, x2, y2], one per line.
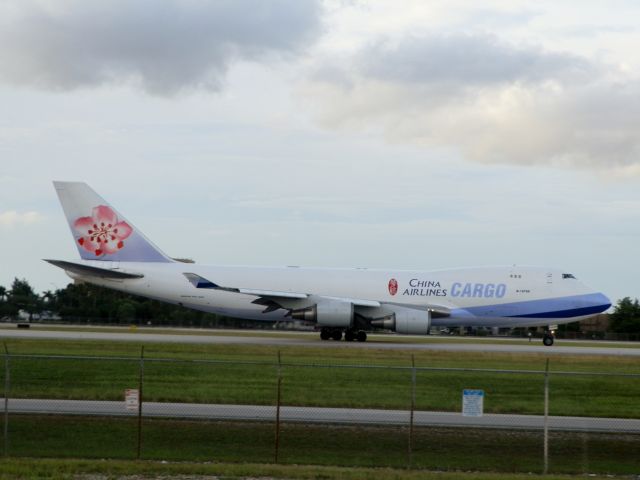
[0, 278, 265, 328]
[0, 278, 639, 333]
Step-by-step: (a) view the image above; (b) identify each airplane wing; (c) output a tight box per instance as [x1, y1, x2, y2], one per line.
[182, 272, 446, 315]
[183, 272, 309, 299]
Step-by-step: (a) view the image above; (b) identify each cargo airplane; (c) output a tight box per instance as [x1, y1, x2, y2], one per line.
[46, 182, 611, 346]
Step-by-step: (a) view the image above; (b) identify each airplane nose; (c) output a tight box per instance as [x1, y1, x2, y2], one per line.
[591, 292, 612, 313]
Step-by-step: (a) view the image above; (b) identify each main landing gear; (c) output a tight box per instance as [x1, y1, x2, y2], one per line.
[320, 327, 367, 342]
[543, 331, 555, 346]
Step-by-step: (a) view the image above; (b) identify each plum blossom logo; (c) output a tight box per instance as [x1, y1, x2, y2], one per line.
[388, 278, 398, 296]
[74, 205, 132, 257]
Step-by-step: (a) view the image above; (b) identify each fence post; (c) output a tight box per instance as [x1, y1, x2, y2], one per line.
[274, 350, 282, 464]
[3, 343, 9, 457]
[137, 346, 144, 460]
[408, 354, 416, 468]
[543, 358, 550, 474]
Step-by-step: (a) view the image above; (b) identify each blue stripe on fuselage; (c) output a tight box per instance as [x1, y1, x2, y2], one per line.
[451, 293, 610, 319]
[508, 304, 609, 318]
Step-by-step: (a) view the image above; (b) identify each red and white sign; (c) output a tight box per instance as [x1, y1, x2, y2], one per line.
[125, 389, 139, 411]
[388, 278, 398, 296]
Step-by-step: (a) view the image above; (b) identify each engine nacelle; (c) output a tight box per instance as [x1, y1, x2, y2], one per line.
[291, 299, 353, 328]
[371, 307, 431, 335]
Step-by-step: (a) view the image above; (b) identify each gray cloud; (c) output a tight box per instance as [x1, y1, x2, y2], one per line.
[0, 0, 322, 95]
[304, 33, 640, 170]
[359, 34, 595, 87]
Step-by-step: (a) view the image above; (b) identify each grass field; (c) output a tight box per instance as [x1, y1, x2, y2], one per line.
[4, 335, 640, 370]
[1, 338, 639, 417]
[0, 336, 638, 475]
[2, 415, 639, 474]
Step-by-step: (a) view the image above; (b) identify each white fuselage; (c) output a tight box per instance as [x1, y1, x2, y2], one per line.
[68, 262, 611, 329]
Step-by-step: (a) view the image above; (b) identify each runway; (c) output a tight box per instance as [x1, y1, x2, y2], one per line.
[6, 398, 639, 433]
[1, 326, 639, 356]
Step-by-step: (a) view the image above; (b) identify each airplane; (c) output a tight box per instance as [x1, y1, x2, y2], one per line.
[46, 181, 611, 346]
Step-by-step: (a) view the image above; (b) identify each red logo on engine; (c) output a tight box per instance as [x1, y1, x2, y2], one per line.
[388, 278, 398, 296]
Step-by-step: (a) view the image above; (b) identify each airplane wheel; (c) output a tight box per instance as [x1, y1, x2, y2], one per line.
[543, 335, 554, 346]
[344, 330, 355, 342]
[320, 329, 331, 341]
[356, 331, 367, 342]
[331, 330, 343, 341]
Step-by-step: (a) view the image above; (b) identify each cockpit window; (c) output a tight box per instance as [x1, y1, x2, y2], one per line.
[562, 273, 576, 279]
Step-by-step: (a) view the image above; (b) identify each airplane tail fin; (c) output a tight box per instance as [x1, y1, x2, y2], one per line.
[53, 181, 173, 263]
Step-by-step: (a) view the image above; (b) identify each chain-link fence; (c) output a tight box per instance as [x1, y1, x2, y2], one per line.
[1, 349, 639, 474]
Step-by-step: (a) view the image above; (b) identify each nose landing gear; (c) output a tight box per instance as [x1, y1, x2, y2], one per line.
[542, 327, 556, 346]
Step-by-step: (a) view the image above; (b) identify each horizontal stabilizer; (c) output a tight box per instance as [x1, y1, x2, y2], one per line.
[44, 259, 144, 279]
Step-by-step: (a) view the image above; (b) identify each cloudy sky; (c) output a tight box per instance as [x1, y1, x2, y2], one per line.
[0, 0, 638, 304]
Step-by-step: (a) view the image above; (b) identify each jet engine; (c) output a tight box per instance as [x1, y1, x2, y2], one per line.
[371, 306, 431, 335]
[290, 299, 353, 328]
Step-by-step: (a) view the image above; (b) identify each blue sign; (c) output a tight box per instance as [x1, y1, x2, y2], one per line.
[462, 389, 484, 417]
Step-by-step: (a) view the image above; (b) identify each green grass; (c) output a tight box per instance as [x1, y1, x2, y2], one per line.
[1, 339, 639, 418]
[0, 338, 639, 476]
[1, 415, 638, 475]
[4, 337, 640, 370]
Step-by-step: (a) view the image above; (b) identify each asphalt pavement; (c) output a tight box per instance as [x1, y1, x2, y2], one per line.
[1, 327, 639, 356]
[6, 398, 640, 433]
